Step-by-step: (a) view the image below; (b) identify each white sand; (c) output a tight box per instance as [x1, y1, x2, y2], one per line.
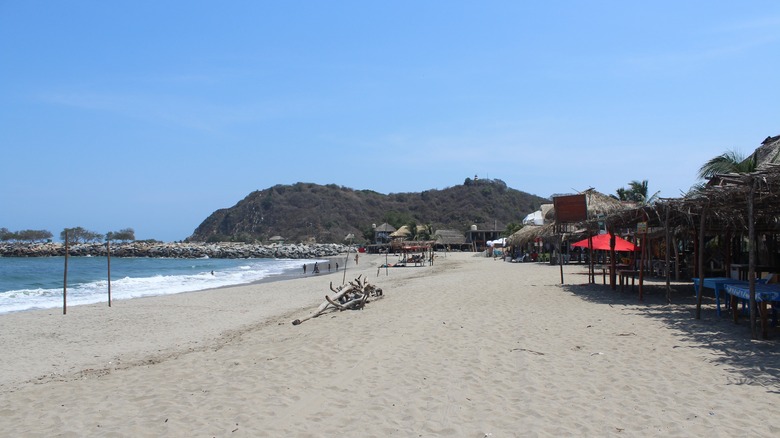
[1, 252, 779, 437]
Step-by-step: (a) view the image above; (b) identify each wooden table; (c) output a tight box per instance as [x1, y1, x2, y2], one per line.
[618, 270, 640, 292]
[692, 277, 748, 317]
[593, 264, 608, 284]
[593, 264, 630, 286]
[723, 283, 780, 338]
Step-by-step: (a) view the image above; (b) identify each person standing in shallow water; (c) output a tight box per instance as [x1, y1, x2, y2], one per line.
[313, 262, 319, 274]
[303, 264, 307, 274]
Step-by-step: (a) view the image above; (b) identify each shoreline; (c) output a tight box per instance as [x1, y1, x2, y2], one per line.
[207, 256, 350, 293]
[0, 253, 399, 393]
[0, 254, 348, 316]
[1, 253, 779, 436]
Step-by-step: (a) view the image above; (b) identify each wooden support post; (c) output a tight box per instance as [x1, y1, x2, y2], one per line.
[588, 235, 594, 284]
[696, 206, 706, 319]
[638, 230, 646, 301]
[748, 181, 758, 339]
[342, 247, 350, 285]
[664, 205, 672, 303]
[559, 236, 564, 285]
[609, 231, 616, 290]
[63, 231, 68, 315]
[107, 238, 112, 307]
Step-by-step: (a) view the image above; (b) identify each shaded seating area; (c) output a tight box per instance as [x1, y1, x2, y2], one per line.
[609, 167, 780, 339]
[508, 159, 780, 340]
[692, 277, 756, 317]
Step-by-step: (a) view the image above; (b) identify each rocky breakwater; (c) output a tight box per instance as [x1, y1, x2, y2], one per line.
[0, 242, 351, 259]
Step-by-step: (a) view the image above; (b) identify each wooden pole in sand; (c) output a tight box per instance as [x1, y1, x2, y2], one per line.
[342, 246, 350, 284]
[664, 205, 672, 303]
[747, 180, 757, 339]
[609, 230, 616, 290]
[638, 226, 646, 301]
[588, 235, 594, 284]
[106, 237, 112, 307]
[558, 235, 564, 285]
[695, 205, 707, 319]
[342, 234, 354, 285]
[63, 230, 68, 315]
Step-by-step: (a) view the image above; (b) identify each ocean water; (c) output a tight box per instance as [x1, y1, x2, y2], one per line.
[0, 256, 322, 314]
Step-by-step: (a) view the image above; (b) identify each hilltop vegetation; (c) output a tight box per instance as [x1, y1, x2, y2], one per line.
[187, 178, 549, 244]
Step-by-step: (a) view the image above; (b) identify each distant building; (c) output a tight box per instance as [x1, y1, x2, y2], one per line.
[433, 229, 470, 251]
[466, 225, 503, 252]
[373, 222, 396, 244]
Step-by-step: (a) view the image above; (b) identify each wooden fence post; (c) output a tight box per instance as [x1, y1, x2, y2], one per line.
[63, 230, 68, 315]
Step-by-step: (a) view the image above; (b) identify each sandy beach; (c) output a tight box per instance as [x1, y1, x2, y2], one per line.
[1, 252, 779, 437]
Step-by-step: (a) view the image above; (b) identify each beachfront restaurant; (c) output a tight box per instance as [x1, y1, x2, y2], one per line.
[595, 169, 780, 339]
[508, 190, 637, 265]
[511, 181, 780, 340]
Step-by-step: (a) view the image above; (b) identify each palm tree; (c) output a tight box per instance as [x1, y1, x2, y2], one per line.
[405, 220, 418, 240]
[416, 223, 433, 241]
[616, 180, 659, 205]
[697, 150, 757, 180]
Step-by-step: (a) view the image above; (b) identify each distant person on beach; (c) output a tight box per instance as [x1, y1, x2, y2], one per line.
[303, 264, 307, 274]
[355, 253, 359, 265]
[336, 262, 339, 271]
[313, 262, 319, 274]
[328, 263, 331, 272]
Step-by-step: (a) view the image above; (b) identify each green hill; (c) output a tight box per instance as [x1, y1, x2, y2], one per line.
[187, 178, 549, 244]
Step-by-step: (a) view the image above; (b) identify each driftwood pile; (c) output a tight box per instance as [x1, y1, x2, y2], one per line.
[292, 275, 384, 325]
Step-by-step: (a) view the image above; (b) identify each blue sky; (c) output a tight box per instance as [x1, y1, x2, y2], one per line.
[2, 1, 779, 242]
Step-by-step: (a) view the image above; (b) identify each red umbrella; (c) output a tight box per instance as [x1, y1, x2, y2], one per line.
[571, 233, 638, 251]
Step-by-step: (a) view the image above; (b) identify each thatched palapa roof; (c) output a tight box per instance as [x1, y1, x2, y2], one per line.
[510, 190, 635, 247]
[433, 229, 466, 245]
[508, 224, 555, 247]
[390, 226, 411, 238]
[544, 190, 632, 222]
[374, 222, 396, 233]
[755, 135, 780, 171]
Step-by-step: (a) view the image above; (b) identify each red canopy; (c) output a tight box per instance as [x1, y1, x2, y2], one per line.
[571, 233, 638, 252]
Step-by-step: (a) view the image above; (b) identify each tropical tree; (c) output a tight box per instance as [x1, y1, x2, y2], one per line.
[616, 180, 659, 205]
[503, 222, 523, 237]
[697, 150, 757, 180]
[60, 227, 103, 243]
[401, 221, 433, 241]
[418, 223, 433, 241]
[361, 225, 375, 243]
[384, 211, 412, 230]
[107, 228, 135, 242]
[2, 229, 53, 242]
[402, 220, 416, 240]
